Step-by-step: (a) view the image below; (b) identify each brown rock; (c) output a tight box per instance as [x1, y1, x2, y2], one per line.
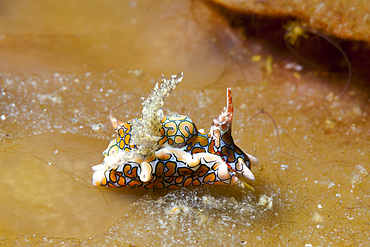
[213, 0, 370, 42]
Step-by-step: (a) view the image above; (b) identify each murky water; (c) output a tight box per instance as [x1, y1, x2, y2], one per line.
[1, 0, 369, 246]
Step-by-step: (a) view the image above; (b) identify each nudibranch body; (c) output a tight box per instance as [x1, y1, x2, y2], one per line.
[92, 73, 258, 190]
